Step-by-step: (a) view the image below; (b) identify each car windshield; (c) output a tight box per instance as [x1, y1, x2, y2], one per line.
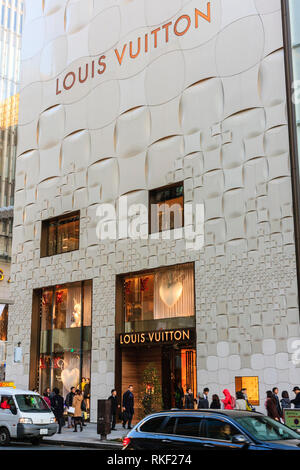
[235, 415, 300, 441]
[15, 395, 50, 413]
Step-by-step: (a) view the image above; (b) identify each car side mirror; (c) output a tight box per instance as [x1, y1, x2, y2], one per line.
[232, 434, 250, 445]
[10, 406, 17, 415]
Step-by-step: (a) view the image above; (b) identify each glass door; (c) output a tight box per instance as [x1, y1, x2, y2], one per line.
[181, 349, 197, 399]
[162, 346, 197, 409]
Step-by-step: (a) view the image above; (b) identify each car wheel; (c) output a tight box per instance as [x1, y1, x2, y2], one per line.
[0, 427, 10, 446]
[31, 437, 43, 446]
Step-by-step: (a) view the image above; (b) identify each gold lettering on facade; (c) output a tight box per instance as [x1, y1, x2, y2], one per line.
[124, 334, 131, 344]
[154, 332, 161, 342]
[182, 330, 190, 340]
[174, 330, 182, 341]
[119, 329, 191, 345]
[148, 332, 155, 342]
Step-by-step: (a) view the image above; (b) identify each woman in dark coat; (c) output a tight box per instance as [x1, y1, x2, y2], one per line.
[265, 391, 280, 421]
[210, 394, 221, 409]
[51, 388, 65, 433]
[280, 391, 291, 410]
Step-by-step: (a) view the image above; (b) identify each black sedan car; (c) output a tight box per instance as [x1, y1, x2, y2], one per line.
[122, 409, 300, 450]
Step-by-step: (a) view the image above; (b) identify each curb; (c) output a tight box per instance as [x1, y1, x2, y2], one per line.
[43, 438, 123, 450]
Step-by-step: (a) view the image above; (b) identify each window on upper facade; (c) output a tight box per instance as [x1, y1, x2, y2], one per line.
[40, 211, 80, 257]
[149, 182, 184, 234]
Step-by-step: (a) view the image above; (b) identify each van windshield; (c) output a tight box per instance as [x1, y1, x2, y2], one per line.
[15, 395, 50, 413]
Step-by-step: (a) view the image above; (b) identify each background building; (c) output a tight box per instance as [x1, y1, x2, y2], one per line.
[5, 0, 300, 420]
[0, 0, 23, 379]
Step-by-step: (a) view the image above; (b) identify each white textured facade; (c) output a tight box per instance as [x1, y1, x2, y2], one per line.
[6, 0, 300, 419]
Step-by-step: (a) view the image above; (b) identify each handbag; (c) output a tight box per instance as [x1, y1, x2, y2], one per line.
[68, 406, 75, 415]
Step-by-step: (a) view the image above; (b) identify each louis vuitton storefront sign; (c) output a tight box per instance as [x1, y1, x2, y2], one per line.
[119, 328, 193, 346]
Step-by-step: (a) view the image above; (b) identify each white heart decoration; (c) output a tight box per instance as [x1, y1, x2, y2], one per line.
[61, 368, 79, 391]
[159, 281, 183, 308]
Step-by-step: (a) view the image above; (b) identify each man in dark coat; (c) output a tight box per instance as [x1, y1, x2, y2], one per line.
[198, 388, 209, 409]
[108, 389, 119, 430]
[51, 388, 65, 433]
[291, 386, 300, 408]
[65, 386, 75, 428]
[122, 385, 134, 429]
[185, 388, 195, 409]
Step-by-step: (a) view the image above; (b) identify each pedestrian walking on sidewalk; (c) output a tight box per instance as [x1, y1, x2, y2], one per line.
[83, 378, 90, 412]
[184, 388, 194, 409]
[266, 391, 280, 421]
[122, 385, 134, 430]
[222, 389, 235, 410]
[272, 387, 283, 419]
[108, 389, 120, 430]
[210, 394, 221, 409]
[81, 396, 87, 426]
[198, 388, 209, 409]
[291, 386, 300, 408]
[280, 391, 291, 410]
[51, 388, 65, 434]
[65, 387, 75, 428]
[73, 389, 84, 432]
[235, 391, 247, 410]
[241, 388, 255, 411]
[43, 389, 51, 408]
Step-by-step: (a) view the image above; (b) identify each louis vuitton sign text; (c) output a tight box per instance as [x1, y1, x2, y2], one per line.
[56, 4, 212, 95]
[119, 329, 192, 346]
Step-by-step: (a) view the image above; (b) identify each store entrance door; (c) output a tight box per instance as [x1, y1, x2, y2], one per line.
[162, 346, 197, 410]
[119, 341, 197, 419]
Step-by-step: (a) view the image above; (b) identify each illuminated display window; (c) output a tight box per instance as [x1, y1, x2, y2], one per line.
[40, 211, 80, 257]
[37, 281, 92, 399]
[122, 263, 194, 333]
[235, 376, 260, 406]
[149, 183, 184, 234]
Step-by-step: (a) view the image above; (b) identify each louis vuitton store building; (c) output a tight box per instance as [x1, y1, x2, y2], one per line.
[5, 0, 300, 421]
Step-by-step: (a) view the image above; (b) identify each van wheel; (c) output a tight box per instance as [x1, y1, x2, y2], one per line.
[31, 437, 43, 446]
[0, 428, 10, 446]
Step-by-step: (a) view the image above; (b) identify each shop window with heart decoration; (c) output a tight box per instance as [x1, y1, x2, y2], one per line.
[123, 263, 194, 327]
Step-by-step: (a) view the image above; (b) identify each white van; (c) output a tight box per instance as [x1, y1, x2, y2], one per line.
[0, 385, 57, 445]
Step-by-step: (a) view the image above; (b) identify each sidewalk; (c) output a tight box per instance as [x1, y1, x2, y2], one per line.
[44, 422, 126, 449]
